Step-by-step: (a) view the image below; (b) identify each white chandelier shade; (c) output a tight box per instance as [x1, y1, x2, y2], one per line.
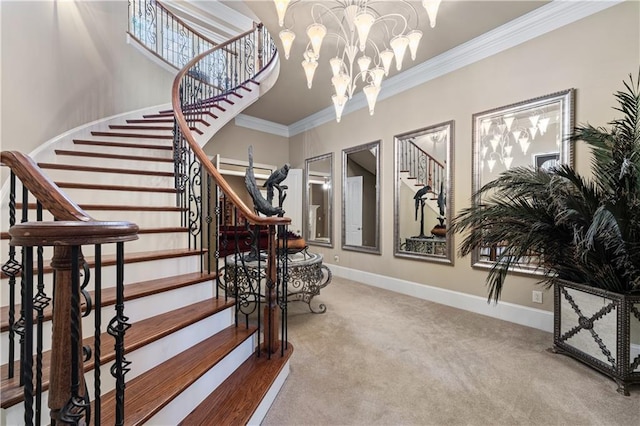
[423, 0, 442, 28]
[273, 0, 443, 122]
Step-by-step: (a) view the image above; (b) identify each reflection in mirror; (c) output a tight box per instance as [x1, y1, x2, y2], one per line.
[304, 153, 333, 247]
[472, 89, 575, 272]
[342, 141, 380, 254]
[394, 121, 454, 264]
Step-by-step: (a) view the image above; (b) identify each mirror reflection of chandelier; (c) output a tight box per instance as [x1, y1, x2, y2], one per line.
[479, 109, 557, 173]
[273, 0, 443, 122]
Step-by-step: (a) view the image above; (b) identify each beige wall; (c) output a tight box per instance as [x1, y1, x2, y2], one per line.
[204, 121, 289, 168]
[288, 1, 640, 311]
[1, 1, 174, 155]
[203, 120, 290, 213]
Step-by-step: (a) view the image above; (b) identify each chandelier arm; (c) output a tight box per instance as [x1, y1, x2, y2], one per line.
[374, 13, 410, 38]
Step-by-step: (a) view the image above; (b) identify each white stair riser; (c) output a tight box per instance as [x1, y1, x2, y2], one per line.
[0, 232, 191, 269]
[84, 232, 191, 257]
[7, 180, 177, 207]
[66, 144, 174, 159]
[0, 204, 184, 229]
[52, 188, 177, 207]
[1, 254, 206, 305]
[148, 334, 256, 425]
[83, 134, 175, 144]
[248, 361, 291, 426]
[1, 307, 236, 423]
[50, 155, 175, 173]
[39, 168, 176, 189]
[0, 280, 216, 365]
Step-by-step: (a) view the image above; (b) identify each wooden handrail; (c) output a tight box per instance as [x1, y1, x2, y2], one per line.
[171, 27, 291, 227]
[9, 221, 139, 247]
[1, 151, 92, 222]
[408, 140, 445, 169]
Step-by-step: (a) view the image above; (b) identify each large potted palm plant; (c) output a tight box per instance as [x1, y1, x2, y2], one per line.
[451, 74, 640, 395]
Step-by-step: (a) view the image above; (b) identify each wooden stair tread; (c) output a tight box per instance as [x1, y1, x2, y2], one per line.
[54, 149, 173, 163]
[0, 226, 189, 240]
[180, 345, 293, 425]
[1, 248, 206, 280]
[37, 162, 174, 177]
[55, 181, 176, 193]
[127, 118, 173, 123]
[79, 204, 185, 212]
[90, 131, 173, 140]
[109, 124, 174, 131]
[12, 203, 185, 213]
[0, 271, 218, 332]
[1, 295, 232, 408]
[127, 118, 210, 127]
[73, 139, 172, 151]
[99, 325, 257, 425]
[138, 226, 188, 234]
[143, 113, 175, 118]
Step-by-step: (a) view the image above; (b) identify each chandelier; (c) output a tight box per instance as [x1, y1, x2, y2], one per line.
[273, 0, 443, 122]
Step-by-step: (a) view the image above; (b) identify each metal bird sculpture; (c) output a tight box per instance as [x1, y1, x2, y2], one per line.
[245, 146, 284, 217]
[413, 185, 431, 221]
[263, 163, 290, 204]
[437, 180, 446, 218]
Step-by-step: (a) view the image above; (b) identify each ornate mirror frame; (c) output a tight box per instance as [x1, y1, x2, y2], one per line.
[342, 141, 381, 254]
[304, 153, 334, 247]
[471, 89, 575, 272]
[394, 121, 454, 264]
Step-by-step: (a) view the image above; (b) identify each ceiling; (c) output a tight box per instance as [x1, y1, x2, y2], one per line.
[216, 1, 550, 126]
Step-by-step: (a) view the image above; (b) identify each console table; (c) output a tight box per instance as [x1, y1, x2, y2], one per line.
[405, 236, 446, 255]
[220, 250, 332, 313]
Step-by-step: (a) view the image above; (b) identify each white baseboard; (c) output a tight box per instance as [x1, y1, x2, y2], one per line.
[326, 263, 554, 333]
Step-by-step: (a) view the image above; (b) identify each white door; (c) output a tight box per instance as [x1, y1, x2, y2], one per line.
[345, 176, 363, 245]
[282, 168, 303, 235]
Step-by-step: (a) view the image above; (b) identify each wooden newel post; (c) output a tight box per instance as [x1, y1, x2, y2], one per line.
[48, 245, 86, 424]
[264, 225, 279, 354]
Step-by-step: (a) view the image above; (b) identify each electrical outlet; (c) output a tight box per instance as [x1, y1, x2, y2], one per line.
[334, 255, 339, 263]
[532, 290, 543, 304]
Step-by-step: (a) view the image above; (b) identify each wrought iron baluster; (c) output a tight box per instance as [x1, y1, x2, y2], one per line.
[22, 246, 35, 426]
[2, 172, 19, 379]
[34, 202, 50, 426]
[107, 242, 131, 426]
[94, 244, 103, 424]
[17, 184, 30, 386]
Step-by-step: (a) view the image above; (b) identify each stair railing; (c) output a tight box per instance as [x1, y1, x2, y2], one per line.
[1, 151, 138, 425]
[128, 0, 221, 73]
[399, 138, 445, 195]
[171, 24, 290, 357]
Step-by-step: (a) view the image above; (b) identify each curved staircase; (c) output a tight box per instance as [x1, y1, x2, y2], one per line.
[1, 4, 291, 425]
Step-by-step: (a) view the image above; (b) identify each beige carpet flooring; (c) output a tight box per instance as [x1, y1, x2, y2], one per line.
[262, 276, 639, 425]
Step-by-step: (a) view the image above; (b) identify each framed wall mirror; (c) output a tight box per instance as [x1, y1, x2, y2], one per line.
[394, 121, 454, 264]
[471, 89, 575, 272]
[342, 141, 380, 254]
[304, 153, 333, 247]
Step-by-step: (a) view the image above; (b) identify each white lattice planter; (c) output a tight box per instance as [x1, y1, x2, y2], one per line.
[552, 280, 640, 395]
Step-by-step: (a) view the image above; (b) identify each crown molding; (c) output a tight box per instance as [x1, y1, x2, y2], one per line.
[235, 114, 290, 138]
